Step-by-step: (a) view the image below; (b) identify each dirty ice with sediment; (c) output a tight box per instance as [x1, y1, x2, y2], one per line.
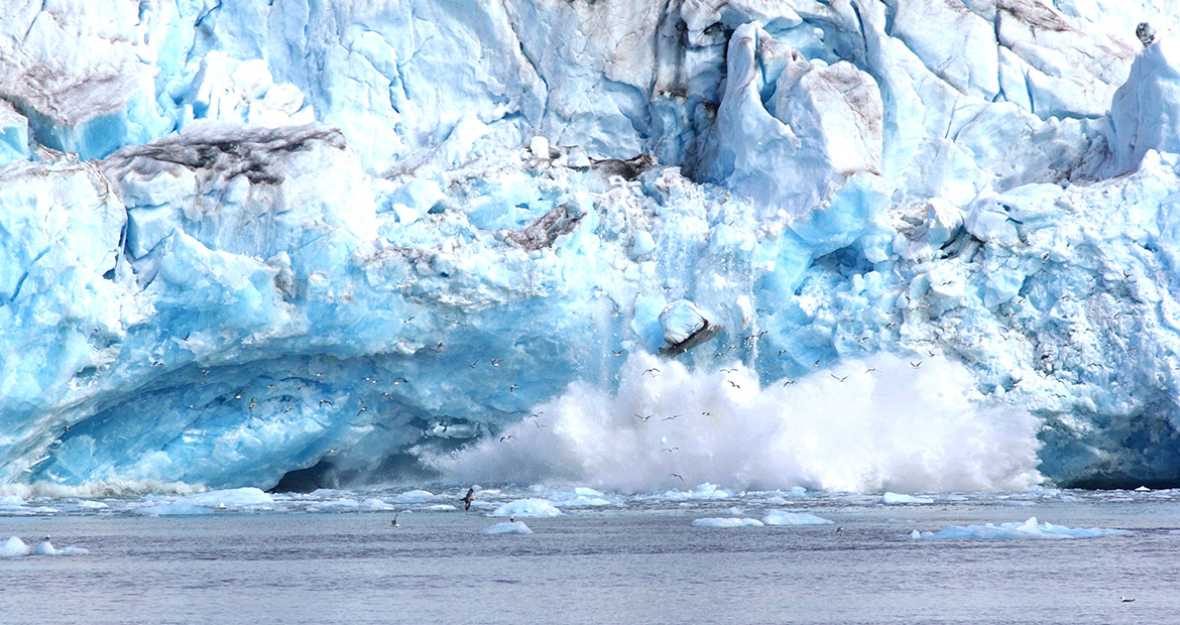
[4, 0, 1180, 498]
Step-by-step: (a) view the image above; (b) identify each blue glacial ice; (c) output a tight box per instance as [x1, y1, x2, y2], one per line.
[6, 1, 1180, 493]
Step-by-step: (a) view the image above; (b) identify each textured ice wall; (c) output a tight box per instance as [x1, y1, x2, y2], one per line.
[4, 0, 1180, 491]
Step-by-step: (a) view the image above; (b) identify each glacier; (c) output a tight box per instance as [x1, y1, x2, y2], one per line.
[5, 0, 1180, 493]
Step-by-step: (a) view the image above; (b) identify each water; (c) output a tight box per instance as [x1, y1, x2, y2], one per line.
[2, 487, 1179, 624]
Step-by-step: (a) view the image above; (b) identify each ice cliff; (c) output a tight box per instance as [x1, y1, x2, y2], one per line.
[4, 0, 1180, 492]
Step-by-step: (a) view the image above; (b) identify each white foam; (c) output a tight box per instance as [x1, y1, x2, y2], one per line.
[483, 521, 533, 535]
[491, 498, 563, 517]
[912, 517, 1133, 540]
[761, 511, 834, 525]
[692, 517, 765, 528]
[429, 353, 1042, 493]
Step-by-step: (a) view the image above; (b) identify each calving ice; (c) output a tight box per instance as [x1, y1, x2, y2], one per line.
[2, 0, 1180, 493]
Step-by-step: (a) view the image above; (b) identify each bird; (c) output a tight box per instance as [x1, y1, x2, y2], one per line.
[1121, 596, 1135, 603]
[910, 361, 922, 369]
[783, 380, 796, 386]
[151, 360, 164, 367]
[1136, 22, 1155, 47]
[249, 397, 257, 412]
[643, 368, 661, 376]
[403, 316, 415, 324]
[509, 384, 519, 393]
[720, 368, 737, 374]
[865, 368, 878, 374]
[358, 407, 369, 416]
[661, 447, 679, 453]
[461, 488, 477, 511]
[319, 399, 333, 407]
[727, 380, 740, 389]
[661, 414, 682, 421]
[510, 516, 515, 523]
[469, 360, 478, 368]
[635, 414, 653, 422]
[778, 349, 788, 356]
[612, 350, 624, 357]
[813, 360, 820, 367]
[490, 358, 503, 367]
[435, 342, 444, 353]
[830, 374, 848, 382]
[671, 473, 684, 483]
[499, 435, 513, 442]
[391, 515, 399, 527]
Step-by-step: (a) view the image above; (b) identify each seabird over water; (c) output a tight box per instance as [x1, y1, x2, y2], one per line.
[461, 488, 477, 511]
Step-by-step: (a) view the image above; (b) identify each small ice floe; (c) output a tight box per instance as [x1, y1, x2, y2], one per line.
[1, 536, 88, 557]
[359, 498, 395, 511]
[1, 536, 30, 557]
[0, 495, 60, 516]
[662, 483, 733, 501]
[393, 490, 435, 503]
[910, 517, 1133, 540]
[691, 517, 764, 528]
[421, 504, 457, 511]
[483, 520, 533, 535]
[761, 511, 834, 526]
[491, 498, 562, 517]
[134, 501, 214, 516]
[33, 537, 56, 555]
[186, 488, 275, 507]
[559, 496, 611, 507]
[78, 500, 109, 510]
[879, 492, 934, 504]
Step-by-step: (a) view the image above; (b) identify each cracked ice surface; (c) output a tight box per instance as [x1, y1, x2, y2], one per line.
[4, 1, 1180, 492]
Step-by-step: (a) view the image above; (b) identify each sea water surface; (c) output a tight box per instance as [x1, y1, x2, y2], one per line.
[2, 485, 1178, 624]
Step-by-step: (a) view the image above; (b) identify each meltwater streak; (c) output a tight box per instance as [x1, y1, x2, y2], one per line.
[428, 353, 1044, 493]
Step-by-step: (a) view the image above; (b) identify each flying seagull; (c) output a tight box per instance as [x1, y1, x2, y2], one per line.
[390, 515, 399, 527]
[461, 488, 477, 511]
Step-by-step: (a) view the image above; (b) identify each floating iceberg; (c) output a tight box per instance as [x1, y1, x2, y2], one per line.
[911, 517, 1133, 540]
[879, 493, 935, 505]
[1, 536, 30, 557]
[692, 517, 765, 528]
[761, 511, 834, 526]
[491, 499, 562, 518]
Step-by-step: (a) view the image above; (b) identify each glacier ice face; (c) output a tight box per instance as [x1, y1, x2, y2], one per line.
[5, 0, 1180, 492]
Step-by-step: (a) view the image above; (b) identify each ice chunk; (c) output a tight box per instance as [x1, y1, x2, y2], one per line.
[133, 501, 214, 516]
[33, 538, 56, 556]
[184, 488, 274, 507]
[483, 521, 533, 535]
[691, 517, 765, 528]
[879, 493, 934, 505]
[1, 536, 30, 557]
[491, 499, 562, 518]
[761, 511, 834, 526]
[393, 490, 436, 503]
[912, 517, 1133, 540]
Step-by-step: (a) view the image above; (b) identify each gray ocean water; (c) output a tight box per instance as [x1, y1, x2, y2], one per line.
[2, 488, 1178, 624]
